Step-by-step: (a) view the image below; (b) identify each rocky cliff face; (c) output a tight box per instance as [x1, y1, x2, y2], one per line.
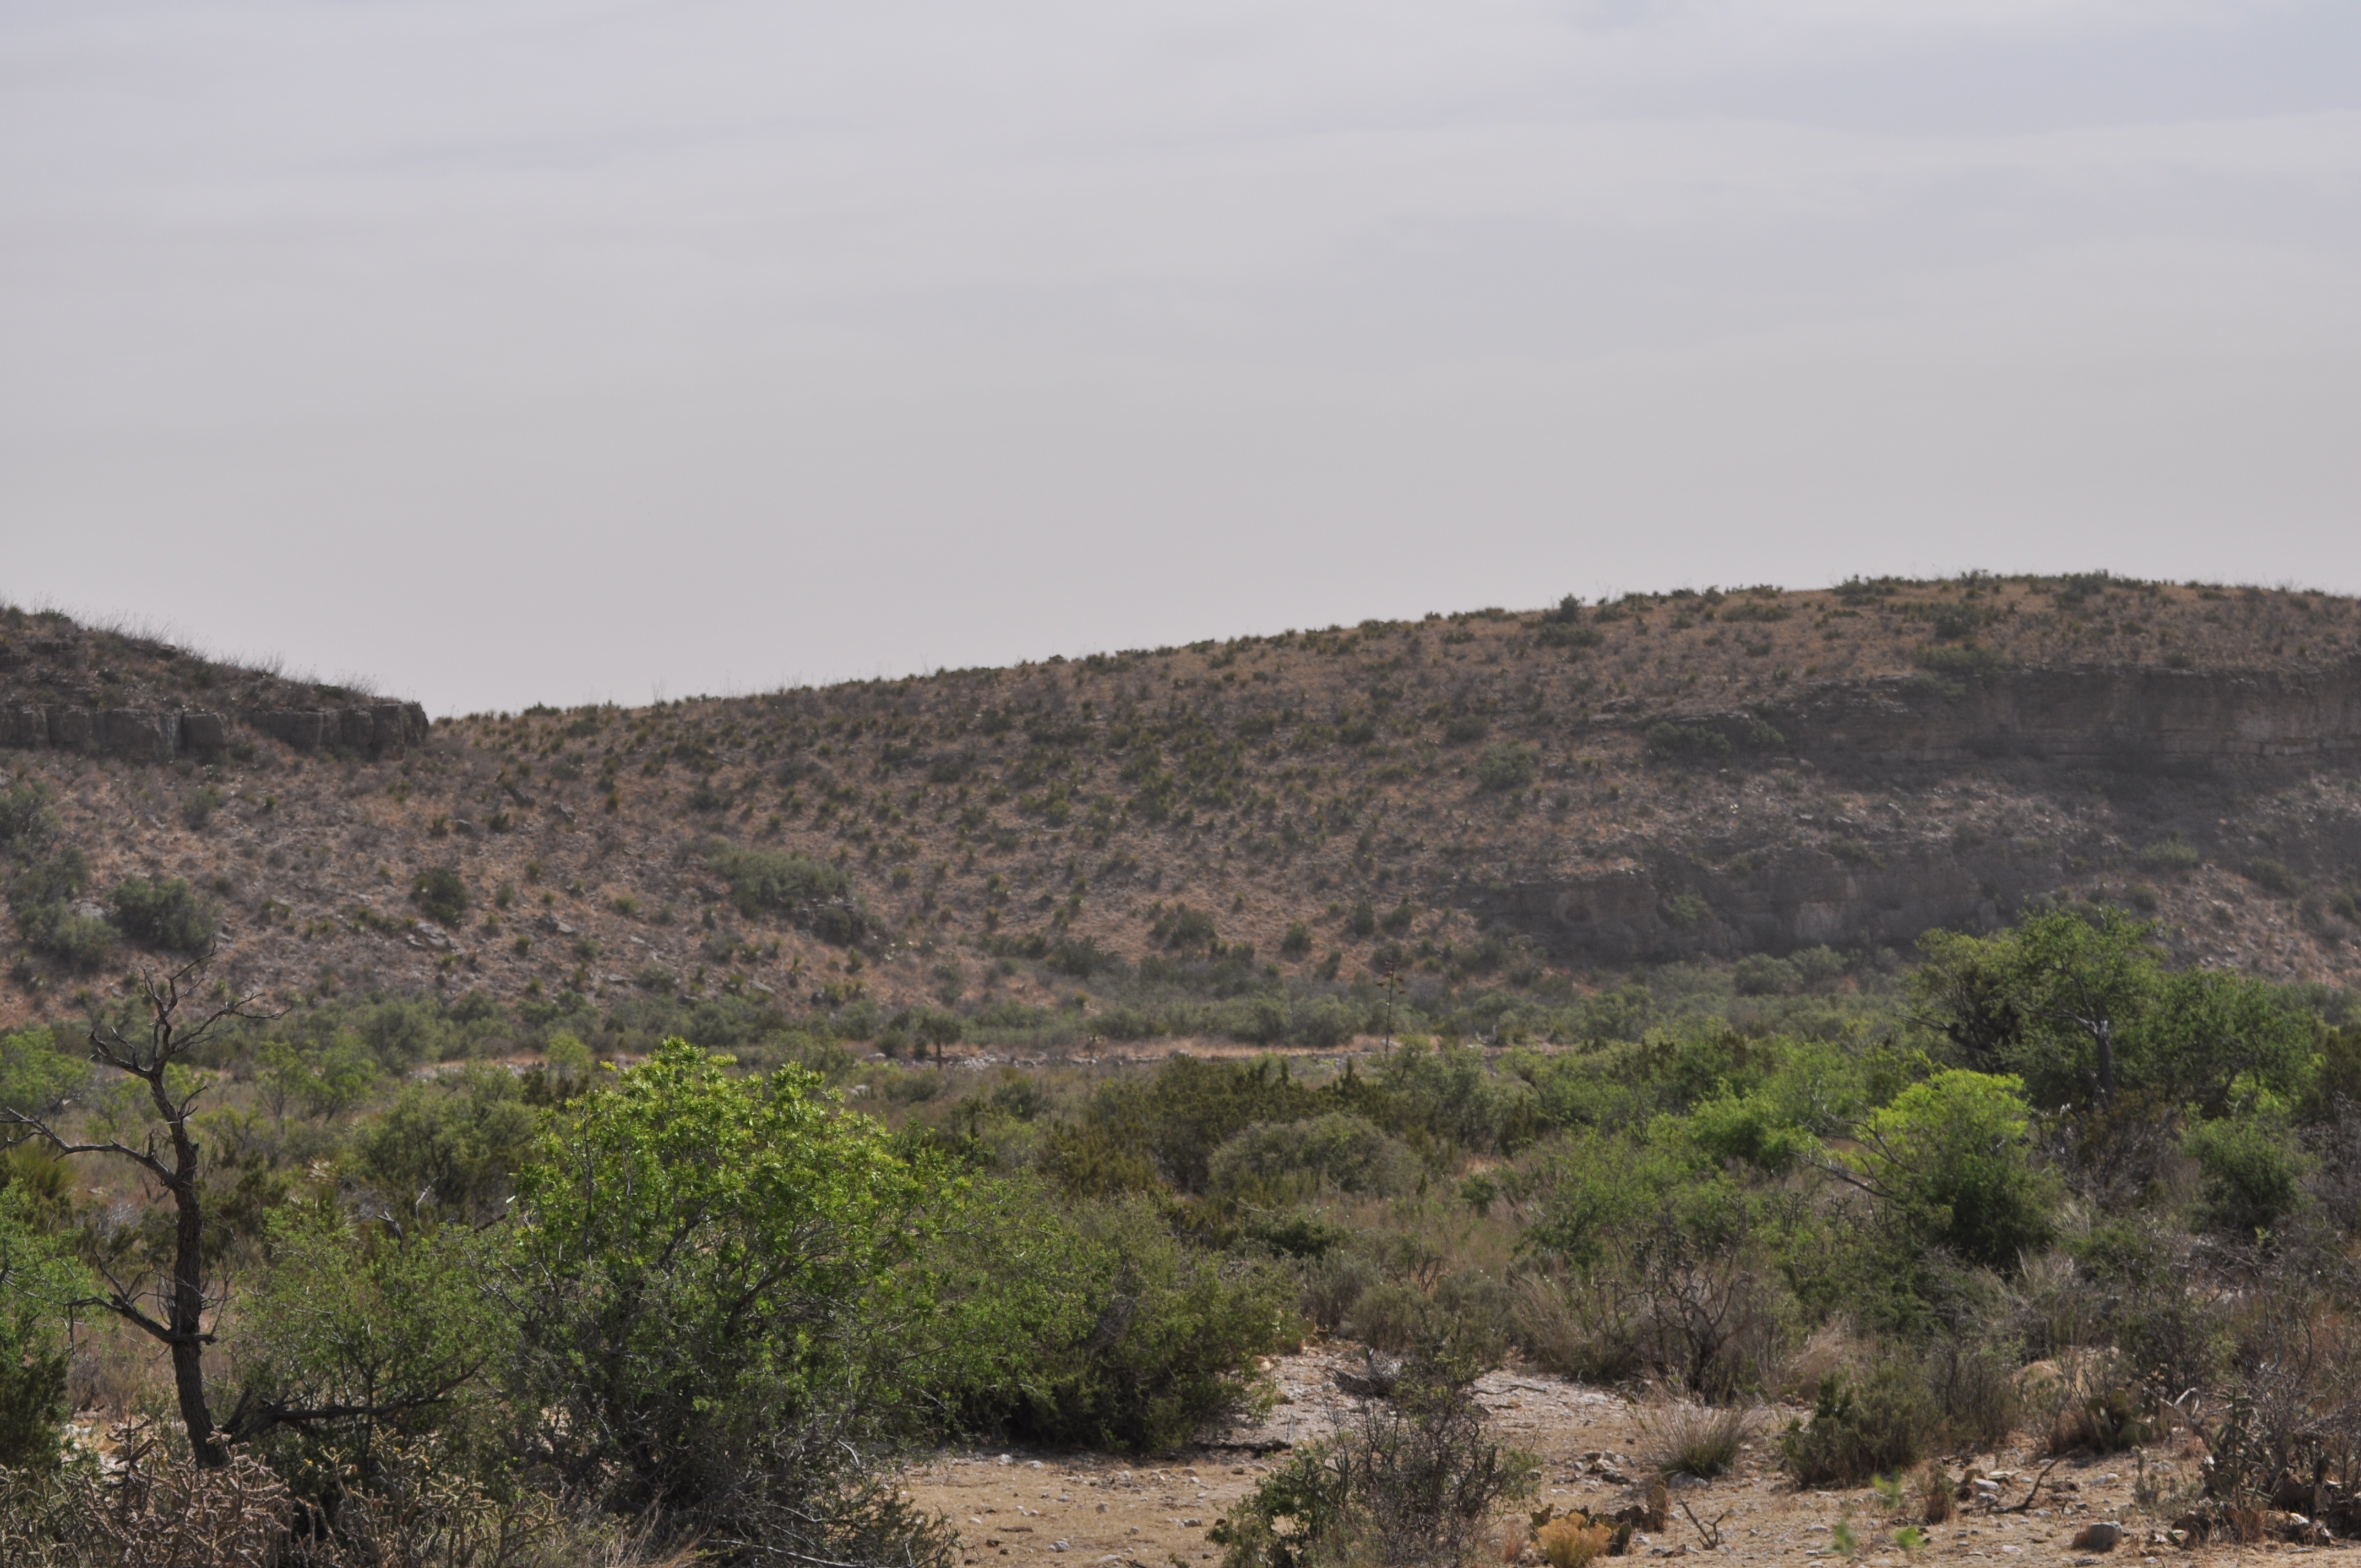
[0, 701, 429, 762]
[1764, 659, 2361, 771]
[1477, 660, 2361, 965]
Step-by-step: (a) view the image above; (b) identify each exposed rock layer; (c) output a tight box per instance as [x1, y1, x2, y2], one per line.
[0, 701, 428, 762]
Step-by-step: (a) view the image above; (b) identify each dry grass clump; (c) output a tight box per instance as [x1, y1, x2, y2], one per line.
[1533, 1514, 1614, 1568]
[1634, 1400, 1755, 1480]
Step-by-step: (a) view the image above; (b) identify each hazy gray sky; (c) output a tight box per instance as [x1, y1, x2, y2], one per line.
[5, 1, 2357, 714]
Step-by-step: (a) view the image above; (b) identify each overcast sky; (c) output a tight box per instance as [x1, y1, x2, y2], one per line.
[4, 1, 2357, 714]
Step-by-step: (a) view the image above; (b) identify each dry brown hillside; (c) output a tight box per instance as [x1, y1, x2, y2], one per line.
[4, 574, 2360, 1032]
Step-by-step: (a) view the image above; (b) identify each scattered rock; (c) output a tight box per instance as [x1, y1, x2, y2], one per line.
[2069, 1521, 2121, 1551]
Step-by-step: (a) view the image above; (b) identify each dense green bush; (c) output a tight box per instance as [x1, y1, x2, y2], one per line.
[2185, 1115, 2311, 1238]
[109, 875, 218, 954]
[502, 1041, 951, 1561]
[0, 1028, 88, 1119]
[1210, 1113, 1415, 1200]
[1779, 1365, 1940, 1486]
[351, 1064, 540, 1224]
[1845, 1070, 2054, 1272]
[701, 842, 870, 945]
[410, 864, 469, 925]
[0, 1188, 80, 1469]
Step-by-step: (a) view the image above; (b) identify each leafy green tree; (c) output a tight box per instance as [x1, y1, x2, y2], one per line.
[502, 1040, 931, 1525]
[2183, 1115, 2311, 1240]
[226, 1204, 508, 1467]
[352, 1063, 538, 1224]
[1913, 910, 2310, 1115]
[1836, 1070, 2055, 1272]
[0, 1186, 83, 1468]
[0, 1028, 89, 1120]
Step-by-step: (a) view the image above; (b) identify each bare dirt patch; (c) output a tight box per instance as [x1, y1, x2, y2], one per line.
[904, 1348, 2260, 1568]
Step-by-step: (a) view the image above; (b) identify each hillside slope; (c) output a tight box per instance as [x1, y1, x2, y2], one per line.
[4, 574, 2359, 1035]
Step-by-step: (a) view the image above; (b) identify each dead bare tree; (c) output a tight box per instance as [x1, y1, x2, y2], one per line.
[0, 954, 274, 1468]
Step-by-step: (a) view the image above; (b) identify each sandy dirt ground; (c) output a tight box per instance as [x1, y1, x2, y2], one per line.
[900, 1348, 2314, 1568]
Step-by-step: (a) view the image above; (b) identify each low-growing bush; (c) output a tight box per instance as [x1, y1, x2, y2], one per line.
[2186, 1115, 2311, 1239]
[1210, 1113, 1416, 1200]
[1636, 1402, 1754, 1480]
[410, 864, 469, 925]
[108, 875, 218, 953]
[1474, 743, 1538, 792]
[1211, 1343, 1537, 1568]
[1779, 1365, 1940, 1487]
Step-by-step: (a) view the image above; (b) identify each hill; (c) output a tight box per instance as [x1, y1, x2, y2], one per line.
[3, 574, 2359, 1042]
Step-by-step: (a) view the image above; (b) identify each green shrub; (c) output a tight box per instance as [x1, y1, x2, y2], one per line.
[410, 865, 470, 925]
[1442, 714, 1490, 744]
[1474, 743, 1538, 792]
[2136, 838, 2202, 874]
[108, 875, 217, 953]
[1210, 1114, 1415, 1200]
[15, 906, 113, 971]
[1733, 954, 1802, 997]
[505, 1041, 937, 1547]
[351, 1064, 539, 1224]
[0, 1029, 87, 1120]
[1780, 1365, 1940, 1487]
[701, 842, 869, 945]
[2184, 1115, 2310, 1238]
[2245, 858, 2305, 898]
[1845, 1070, 2055, 1271]
[0, 1188, 80, 1469]
[1211, 1343, 1537, 1568]
[1152, 903, 1221, 951]
[1534, 622, 1602, 651]
[1280, 922, 1314, 959]
[1646, 723, 1731, 761]
[0, 782, 58, 850]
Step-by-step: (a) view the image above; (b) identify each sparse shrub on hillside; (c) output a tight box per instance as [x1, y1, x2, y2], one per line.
[1151, 903, 1220, 951]
[2137, 836, 2202, 873]
[0, 782, 59, 850]
[1281, 922, 1314, 959]
[1535, 622, 1603, 651]
[1442, 713, 1490, 744]
[108, 875, 218, 953]
[1646, 723, 1731, 761]
[1475, 743, 1537, 792]
[410, 865, 469, 925]
[2246, 858, 2305, 897]
[703, 842, 871, 945]
[1912, 642, 2006, 677]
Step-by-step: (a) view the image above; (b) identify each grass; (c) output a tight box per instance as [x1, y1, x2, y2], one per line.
[1637, 1402, 1755, 1480]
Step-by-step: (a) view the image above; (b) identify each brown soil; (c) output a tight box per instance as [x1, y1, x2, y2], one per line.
[904, 1349, 2258, 1568]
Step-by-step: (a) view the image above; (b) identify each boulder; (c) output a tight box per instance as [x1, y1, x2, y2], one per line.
[2069, 1522, 2121, 1551]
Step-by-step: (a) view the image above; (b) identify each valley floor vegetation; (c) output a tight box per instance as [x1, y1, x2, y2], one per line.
[1, 905, 2359, 1564]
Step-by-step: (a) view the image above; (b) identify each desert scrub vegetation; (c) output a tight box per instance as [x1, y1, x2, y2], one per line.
[0, 901, 2355, 1553]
